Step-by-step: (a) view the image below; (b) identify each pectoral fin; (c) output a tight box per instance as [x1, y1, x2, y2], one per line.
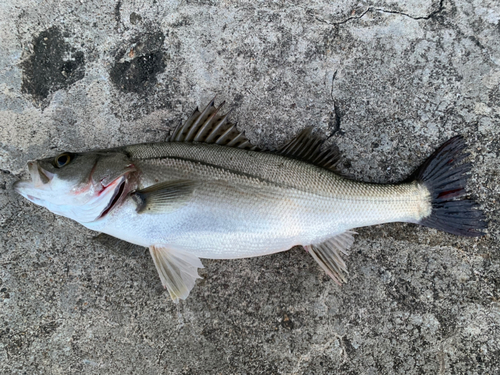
[305, 231, 356, 285]
[133, 180, 196, 214]
[149, 245, 204, 303]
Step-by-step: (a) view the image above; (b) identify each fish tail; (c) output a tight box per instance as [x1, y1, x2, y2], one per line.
[412, 136, 487, 237]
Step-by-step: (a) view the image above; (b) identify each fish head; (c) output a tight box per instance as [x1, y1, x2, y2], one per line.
[14, 150, 136, 223]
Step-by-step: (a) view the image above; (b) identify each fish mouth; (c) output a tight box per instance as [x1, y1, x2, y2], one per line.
[27, 161, 53, 186]
[36, 165, 51, 184]
[13, 161, 54, 200]
[98, 177, 126, 219]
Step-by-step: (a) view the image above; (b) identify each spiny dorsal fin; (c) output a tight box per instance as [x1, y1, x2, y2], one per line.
[169, 98, 258, 150]
[132, 180, 197, 214]
[305, 231, 356, 285]
[280, 127, 341, 172]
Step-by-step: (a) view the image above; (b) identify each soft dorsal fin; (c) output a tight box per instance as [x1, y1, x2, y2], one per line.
[305, 231, 356, 285]
[280, 127, 341, 172]
[168, 98, 258, 150]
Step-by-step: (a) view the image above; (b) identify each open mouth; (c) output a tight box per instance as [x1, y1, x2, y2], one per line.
[99, 178, 126, 218]
[37, 165, 51, 184]
[26, 161, 53, 186]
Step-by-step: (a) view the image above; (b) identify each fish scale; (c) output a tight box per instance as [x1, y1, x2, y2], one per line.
[128, 142, 422, 201]
[91, 142, 430, 258]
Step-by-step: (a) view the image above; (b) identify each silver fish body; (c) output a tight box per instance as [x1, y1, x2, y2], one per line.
[14, 100, 486, 301]
[86, 142, 430, 259]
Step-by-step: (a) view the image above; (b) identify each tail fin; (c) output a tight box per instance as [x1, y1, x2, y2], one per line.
[412, 136, 486, 237]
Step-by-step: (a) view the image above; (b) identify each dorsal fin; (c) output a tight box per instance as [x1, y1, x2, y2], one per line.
[168, 99, 258, 150]
[279, 127, 341, 172]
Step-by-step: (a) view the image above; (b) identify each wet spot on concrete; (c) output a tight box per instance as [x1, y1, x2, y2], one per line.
[280, 313, 294, 329]
[110, 52, 165, 93]
[110, 31, 166, 94]
[21, 27, 85, 104]
[130, 12, 142, 25]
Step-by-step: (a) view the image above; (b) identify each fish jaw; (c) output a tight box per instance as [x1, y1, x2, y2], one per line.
[14, 162, 57, 204]
[14, 160, 130, 224]
[28, 161, 55, 186]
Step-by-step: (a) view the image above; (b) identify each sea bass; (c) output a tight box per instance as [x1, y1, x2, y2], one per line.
[14, 99, 487, 302]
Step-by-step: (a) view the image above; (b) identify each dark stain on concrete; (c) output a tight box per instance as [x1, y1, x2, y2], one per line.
[110, 31, 166, 94]
[130, 12, 142, 25]
[114, 0, 122, 28]
[21, 26, 85, 104]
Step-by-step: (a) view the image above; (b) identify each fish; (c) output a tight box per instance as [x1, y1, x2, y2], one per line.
[14, 99, 487, 302]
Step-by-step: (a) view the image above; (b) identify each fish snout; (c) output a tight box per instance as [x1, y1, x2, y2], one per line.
[26, 161, 54, 186]
[14, 161, 55, 197]
[13, 179, 26, 194]
[12, 179, 40, 204]
[13, 163, 37, 194]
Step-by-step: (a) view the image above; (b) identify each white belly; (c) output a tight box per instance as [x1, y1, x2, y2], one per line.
[84, 180, 421, 259]
[85, 188, 344, 259]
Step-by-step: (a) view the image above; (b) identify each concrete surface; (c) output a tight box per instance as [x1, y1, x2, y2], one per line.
[0, 0, 499, 373]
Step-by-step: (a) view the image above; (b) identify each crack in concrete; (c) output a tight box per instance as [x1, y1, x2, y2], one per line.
[114, 0, 123, 30]
[315, 0, 444, 25]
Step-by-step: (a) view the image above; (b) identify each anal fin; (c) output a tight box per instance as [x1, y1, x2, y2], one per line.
[305, 231, 356, 285]
[149, 245, 204, 303]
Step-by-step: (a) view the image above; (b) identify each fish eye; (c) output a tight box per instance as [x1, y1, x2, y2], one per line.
[54, 153, 72, 168]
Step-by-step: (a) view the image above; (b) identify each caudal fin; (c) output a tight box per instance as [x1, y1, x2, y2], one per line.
[412, 136, 486, 237]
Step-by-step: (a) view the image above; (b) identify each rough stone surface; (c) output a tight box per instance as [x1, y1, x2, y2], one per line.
[1, 0, 499, 374]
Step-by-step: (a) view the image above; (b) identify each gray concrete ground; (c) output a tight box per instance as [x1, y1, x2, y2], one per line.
[1, 0, 499, 373]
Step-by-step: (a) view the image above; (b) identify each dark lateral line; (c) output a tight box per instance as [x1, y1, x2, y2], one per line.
[139, 154, 286, 188]
[131, 155, 369, 202]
